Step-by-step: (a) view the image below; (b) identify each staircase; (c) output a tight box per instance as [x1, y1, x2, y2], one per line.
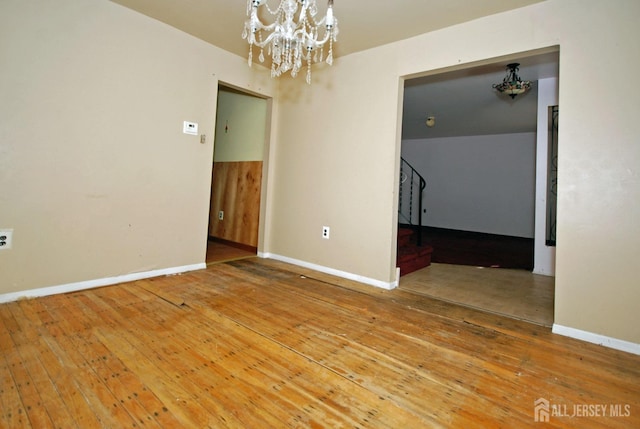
[397, 227, 433, 276]
[397, 157, 433, 276]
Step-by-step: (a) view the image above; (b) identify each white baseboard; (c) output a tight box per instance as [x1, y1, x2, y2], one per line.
[532, 267, 555, 277]
[0, 263, 206, 304]
[259, 252, 398, 290]
[552, 324, 640, 356]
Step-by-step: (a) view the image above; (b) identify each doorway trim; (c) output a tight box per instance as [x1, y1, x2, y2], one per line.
[207, 82, 274, 259]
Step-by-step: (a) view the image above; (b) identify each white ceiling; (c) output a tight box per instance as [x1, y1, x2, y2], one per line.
[402, 51, 559, 139]
[110, 0, 545, 58]
[110, 0, 557, 139]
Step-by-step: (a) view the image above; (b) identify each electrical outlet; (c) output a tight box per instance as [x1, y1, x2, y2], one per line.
[218, 211, 224, 220]
[322, 226, 330, 239]
[0, 229, 13, 250]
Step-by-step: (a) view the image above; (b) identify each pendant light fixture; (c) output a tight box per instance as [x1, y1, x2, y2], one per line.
[493, 63, 532, 99]
[242, 0, 339, 84]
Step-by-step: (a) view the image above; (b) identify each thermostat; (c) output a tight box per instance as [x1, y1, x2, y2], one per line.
[183, 121, 198, 135]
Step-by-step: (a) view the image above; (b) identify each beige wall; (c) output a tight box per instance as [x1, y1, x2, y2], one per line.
[270, 49, 402, 282]
[0, 0, 275, 294]
[2, 0, 639, 346]
[269, 0, 640, 344]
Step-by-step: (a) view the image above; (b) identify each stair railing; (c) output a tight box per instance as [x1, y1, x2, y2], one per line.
[399, 157, 426, 246]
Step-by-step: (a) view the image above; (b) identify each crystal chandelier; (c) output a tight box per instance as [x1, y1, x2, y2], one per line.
[493, 63, 532, 99]
[242, 0, 339, 84]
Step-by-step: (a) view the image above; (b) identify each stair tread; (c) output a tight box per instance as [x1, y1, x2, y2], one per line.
[397, 227, 432, 275]
[398, 245, 433, 256]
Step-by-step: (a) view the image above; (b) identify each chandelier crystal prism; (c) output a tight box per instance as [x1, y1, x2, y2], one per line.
[492, 63, 532, 99]
[242, 0, 339, 84]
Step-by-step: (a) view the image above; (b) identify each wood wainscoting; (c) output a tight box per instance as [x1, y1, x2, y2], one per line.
[209, 161, 262, 248]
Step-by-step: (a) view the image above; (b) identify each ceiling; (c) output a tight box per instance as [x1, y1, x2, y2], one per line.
[111, 0, 557, 139]
[402, 51, 559, 139]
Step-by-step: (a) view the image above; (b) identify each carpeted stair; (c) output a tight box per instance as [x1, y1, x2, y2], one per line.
[397, 227, 433, 276]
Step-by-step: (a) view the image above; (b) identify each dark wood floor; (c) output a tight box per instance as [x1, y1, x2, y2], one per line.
[1, 258, 638, 427]
[417, 226, 535, 270]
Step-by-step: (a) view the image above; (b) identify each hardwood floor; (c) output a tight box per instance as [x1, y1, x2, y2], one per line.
[206, 239, 255, 264]
[1, 258, 638, 428]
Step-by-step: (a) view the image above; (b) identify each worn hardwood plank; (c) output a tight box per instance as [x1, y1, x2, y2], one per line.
[1, 258, 639, 428]
[193, 260, 640, 427]
[180, 266, 524, 426]
[82, 291, 270, 427]
[0, 306, 29, 428]
[0, 304, 56, 428]
[10, 300, 87, 429]
[28, 294, 145, 428]
[108, 282, 428, 427]
[123, 284, 432, 426]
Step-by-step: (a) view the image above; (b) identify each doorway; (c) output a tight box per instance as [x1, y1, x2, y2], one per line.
[206, 85, 269, 264]
[397, 50, 559, 325]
